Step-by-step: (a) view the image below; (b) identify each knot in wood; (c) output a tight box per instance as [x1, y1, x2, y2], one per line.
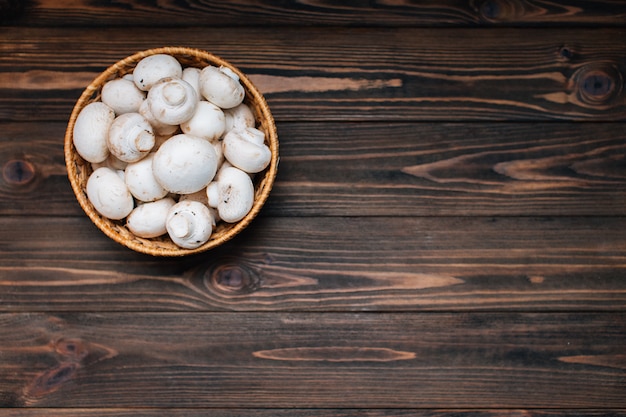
[475, 0, 524, 22]
[23, 362, 78, 401]
[206, 261, 260, 294]
[3, 159, 35, 186]
[558, 45, 574, 61]
[54, 338, 89, 362]
[573, 63, 623, 106]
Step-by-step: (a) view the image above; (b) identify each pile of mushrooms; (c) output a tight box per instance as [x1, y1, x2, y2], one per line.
[72, 53, 271, 249]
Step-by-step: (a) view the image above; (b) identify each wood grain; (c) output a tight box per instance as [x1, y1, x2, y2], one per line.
[1, 216, 625, 312]
[0, 312, 624, 408]
[2, 412, 626, 417]
[1, 27, 625, 122]
[2, 121, 625, 217]
[272, 121, 626, 216]
[4, 0, 626, 27]
[1, 2, 624, 416]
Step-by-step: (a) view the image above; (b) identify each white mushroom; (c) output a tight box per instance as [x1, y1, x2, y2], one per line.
[179, 189, 221, 222]
[124, 153, 169, 202]
[212, 140, 225, 168]
[107, 112, 155, 162]
[222, 127, 271, 173]
[147, 77, 198, 125]
[182, 67, 201, 98]
[199, 65, 245, 109]
[73, 101, 115, 163]
[224, 102, 255, 133]
[166, 200, 214, 249]
[179, 188, 208, 206]
[206, 166, 254, 223]
[138, 99, 178, 136]
[152, 133, 218, 194]
[91, 153, 128, 172]
[101, 77, 146, 115]
[126, 197, 176, 238]
[180, 101, 225, 141]
[133, 53, 183, 91]
[86, 167, 134, 220]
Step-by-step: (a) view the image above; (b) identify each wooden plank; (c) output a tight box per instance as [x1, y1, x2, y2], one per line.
[1, 216, 625, 312]
[270, 121, 626, 217]
[2, 121, 625, 218]
[1, 410, 626, 417]
[1, 312, 624, 408]
[1, 27, 625, 122]
[5, 0, 626, 27]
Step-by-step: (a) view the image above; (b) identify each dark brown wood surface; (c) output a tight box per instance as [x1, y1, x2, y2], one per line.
[2, 27, 626, 122]
[1, 1, 625, 416]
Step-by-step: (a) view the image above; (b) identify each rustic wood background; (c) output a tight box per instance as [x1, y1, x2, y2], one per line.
[1, 1, 625, 415]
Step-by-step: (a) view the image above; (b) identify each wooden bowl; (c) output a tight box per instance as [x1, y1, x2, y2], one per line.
[64, 47, 278, 256]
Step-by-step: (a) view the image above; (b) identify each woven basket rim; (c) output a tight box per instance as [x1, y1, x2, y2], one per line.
[64, 46, 278, 257]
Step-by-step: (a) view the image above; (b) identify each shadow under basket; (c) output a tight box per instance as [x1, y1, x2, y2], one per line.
[64, 46, 279, 257]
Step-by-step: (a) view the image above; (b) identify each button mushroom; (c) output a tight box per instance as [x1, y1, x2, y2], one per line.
[133, 53, 183, 91]
[72, 101, 115, 163]
[166, 200, 215, 249]
[212, 140, 225, 168]
[182, 66, 201, 98]
[152, 133, 218, 195]
[199, 65, 245, 109]
[224, 102, 255, 133]
[179, 188, 221, 222]
[101, 77, 146, 115]
[107, 112, 156, 163]
[147, 77, 198, 126]
[138, 99, 178, 136]
[180, 100, 225, 142]
[91, 153, 128, 173]
[126, 197, 176, 238]
[222, 126, 271, 173]
[124, 153, 169, 202]
[206, 166, 255, 223]
[86, 167, 134, 220]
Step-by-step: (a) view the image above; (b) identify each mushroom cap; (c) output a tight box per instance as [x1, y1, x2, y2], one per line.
[126, 197, 176, 238]
[107, 112, 156, 162]
[91, 153, 128, 173]
[101, 77, 146, 115]
[222, 127, 271, 173]
[199, 65, 245, 109]
[133, 53, 183, 91]
[138, 99, 179, 136]
[182, 67, 201, 98]
[124, 153, 169, 202]
[73, 101, 115, 163]
[152, 133, 218, 194]
[212, 140, 225, 168]
[211, 166, 255, 223]
[180, 100, 225, 141]
[147, 77, 198, 125]
[86, 167, 134, 220]
[166, 200, 214, 249]
[179, 189, 220, 223]
[224, 102, 255, 133]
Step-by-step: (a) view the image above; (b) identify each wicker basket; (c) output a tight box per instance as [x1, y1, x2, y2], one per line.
[64, 47, 278, 256]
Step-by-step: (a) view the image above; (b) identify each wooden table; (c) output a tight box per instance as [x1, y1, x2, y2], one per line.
[1, 1, 625, 415]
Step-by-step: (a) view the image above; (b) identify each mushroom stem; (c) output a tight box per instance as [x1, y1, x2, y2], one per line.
[168, 213, 191, 238]
[136, 130, 155, 152]
[162, 82, 186, 106]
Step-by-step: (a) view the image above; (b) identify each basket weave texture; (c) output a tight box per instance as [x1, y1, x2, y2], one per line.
[64, 47, 278, 256]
